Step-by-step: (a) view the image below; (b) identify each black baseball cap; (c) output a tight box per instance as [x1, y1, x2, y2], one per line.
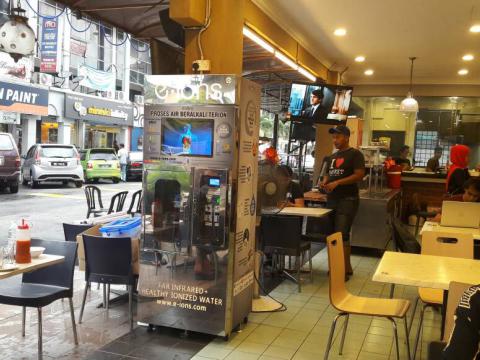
[329, 125, 350, 136]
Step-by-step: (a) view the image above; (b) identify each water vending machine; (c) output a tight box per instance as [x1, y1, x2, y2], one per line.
[138, 75, 260, 338]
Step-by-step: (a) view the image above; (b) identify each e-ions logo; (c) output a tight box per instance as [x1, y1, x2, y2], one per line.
[154, 83, 223, 103]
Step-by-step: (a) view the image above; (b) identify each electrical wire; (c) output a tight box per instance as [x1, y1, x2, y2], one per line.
[129, 35, 150, 53]
[65, 9, 92, 33]
[251, 270, 287, 313]
[100, 24, 128, 47]
[24, 0, 66, 20]
[197, 0, 212, 61]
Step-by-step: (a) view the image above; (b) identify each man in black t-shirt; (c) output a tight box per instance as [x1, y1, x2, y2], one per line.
[276, 165, 305, 207]
[320, 125, 365, 276]
[394, 145, 412, 170]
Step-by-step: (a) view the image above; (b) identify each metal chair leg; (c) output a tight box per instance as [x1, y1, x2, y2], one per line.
[69, 298, 79, 345]
[413, 304, 428, 360]
[79, 282, 89, 324]
[389, 317, 400, 360]
[102, 284, 107, 309]
[409, 297, 420, 334]
[390, 284, 395, 298]
[22, 306, 26, 337]
[106, 284, 110, 310]
[296, 254, 301, 293]
[309, 249, 313, 282]
[37, 307, 43, 360]
[324, 313, 345, 360]
[404, 316, 412, 360]
[339, 314, 349, 355]
[128, 285, 133, 331]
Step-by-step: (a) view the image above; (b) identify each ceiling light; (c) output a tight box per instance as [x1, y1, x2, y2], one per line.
[242, 26, 274, 53]
[458, 69, 469, 75]
[364, 69, 374, 76]
[0, 5, 36, 62]
[334, 28, 347, 36]
[274, 51, 298, 70]
[462, 54, 474, 61]
[470, 24, 480, 33]
[355, 56, 365, 62]
[297, 66, 316, 82]
[399, 57, 419, 113]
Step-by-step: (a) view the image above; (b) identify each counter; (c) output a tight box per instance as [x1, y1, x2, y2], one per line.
[351, 189, 401, 250]
[400, 170, 446, 221]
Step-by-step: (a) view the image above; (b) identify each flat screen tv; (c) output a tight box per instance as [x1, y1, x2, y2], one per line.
[288, 83, 353, 123]
[161, 118, 214, 157]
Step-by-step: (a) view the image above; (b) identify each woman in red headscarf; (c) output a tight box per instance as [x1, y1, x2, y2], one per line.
[447, 144, 470, 195]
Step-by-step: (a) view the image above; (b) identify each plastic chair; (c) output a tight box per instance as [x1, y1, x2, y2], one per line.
[127, 189, 143, 215]
[260, 215, 313, 293]
[412, 231, 473, 359]
[79, 235, 135, 330]
[324, 232, 411, 360]
[0, 239, 78, 360]
[63, 223, 92, 242]
[84, 185, 105, 218]
[107, 191, 129, 214]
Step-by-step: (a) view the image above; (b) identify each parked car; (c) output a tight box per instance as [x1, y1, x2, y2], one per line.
[126, 151, 143, 181]
[0, 132, 20, 193]
[80, 148, 121, 183]
[22, 144, 84, 188]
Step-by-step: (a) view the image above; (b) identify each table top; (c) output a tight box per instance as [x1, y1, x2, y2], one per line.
[372, 251, 480, 290]
[304, 191, 327, 202]
[421, 221, 480, 240]
[277, 207, 331, 217]
[0, 254, 64, 280]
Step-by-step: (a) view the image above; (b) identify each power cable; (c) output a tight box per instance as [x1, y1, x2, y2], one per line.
[65, 9, 91, 33]
[100, 24, 129, 47]
[24, 0, 65, 20]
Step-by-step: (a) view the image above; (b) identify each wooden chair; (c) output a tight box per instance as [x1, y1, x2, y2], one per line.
[412, 231, 474, 359]
[325, 232, 412, 360]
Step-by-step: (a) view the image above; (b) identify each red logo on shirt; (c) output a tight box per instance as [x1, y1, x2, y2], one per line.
[335, 158, 344, 168]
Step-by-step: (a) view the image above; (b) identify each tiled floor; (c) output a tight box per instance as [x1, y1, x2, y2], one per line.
[0, 245, 441, 359]
[192, 248, 442, 360]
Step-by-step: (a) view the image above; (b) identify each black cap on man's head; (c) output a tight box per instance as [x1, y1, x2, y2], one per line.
[328, 125, 350, 136]
[311, 89, 324, 98]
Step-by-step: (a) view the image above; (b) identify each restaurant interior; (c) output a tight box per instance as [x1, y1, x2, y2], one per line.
[3, 1, 480, 360]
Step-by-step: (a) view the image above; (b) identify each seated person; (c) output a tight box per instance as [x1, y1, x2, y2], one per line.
[432, 178, 480, 222]
[443, 284, 480, 359]
[447, 144, 471, 195]
[276, 165, 305, 207]
[426, 146, 443, 172]
[394, 145, 413, 171]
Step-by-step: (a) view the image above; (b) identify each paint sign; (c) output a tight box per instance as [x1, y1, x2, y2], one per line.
[0, 81, 49, 116]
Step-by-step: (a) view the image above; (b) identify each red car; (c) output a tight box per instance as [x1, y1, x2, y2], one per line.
[0, 132, 20, 193]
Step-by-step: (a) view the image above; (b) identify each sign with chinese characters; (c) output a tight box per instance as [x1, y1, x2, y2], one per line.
[0, 81, 49, 116]
[0, 111, 20, 124]
[40, 18, 60, 74]
[65, 93, 133, 126]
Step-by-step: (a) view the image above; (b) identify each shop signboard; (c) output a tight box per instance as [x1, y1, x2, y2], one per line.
[78, 64, 115, 93]
[65, 94, 133, 126]
[144, 74, 237, 105]
[0, 81, 49, 116]
[0, 52, 34, 82]
[0, 111, 20, 124]
[40, 18, 61, 74]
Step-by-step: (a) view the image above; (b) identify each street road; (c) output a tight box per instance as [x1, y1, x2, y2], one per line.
[0, 180, 142, 243]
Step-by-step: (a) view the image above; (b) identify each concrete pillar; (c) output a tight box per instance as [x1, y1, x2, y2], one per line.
[57, 120, 72, 145]
[171, 0, 245, 74]
[76, 120, 86, 149]
[61, 11, 71, 89]
[118, 127, 130, 151]
[21, 116, 37, 156]
[122, 36, 131, 98]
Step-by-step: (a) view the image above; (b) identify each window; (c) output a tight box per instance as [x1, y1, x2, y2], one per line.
[130, 38, 151, 85]
[0, 134, 14, 150]
[40, 146, 77, 158]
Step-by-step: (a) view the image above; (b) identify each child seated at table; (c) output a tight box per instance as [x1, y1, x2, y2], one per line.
[432, 178, 480, 223]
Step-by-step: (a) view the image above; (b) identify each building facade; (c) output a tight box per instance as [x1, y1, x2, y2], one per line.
[0, 0, 148, 155]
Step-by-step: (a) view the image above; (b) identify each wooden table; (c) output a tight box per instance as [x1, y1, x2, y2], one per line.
[0, 254, 64, 280]
[277, 207, 331, 217]
[421, 221, 480, 241]
[303, 191, 327, 203]
[373, 251, 480, 290]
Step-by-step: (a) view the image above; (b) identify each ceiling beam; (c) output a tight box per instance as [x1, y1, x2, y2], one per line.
[82, 3, 163, 12]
